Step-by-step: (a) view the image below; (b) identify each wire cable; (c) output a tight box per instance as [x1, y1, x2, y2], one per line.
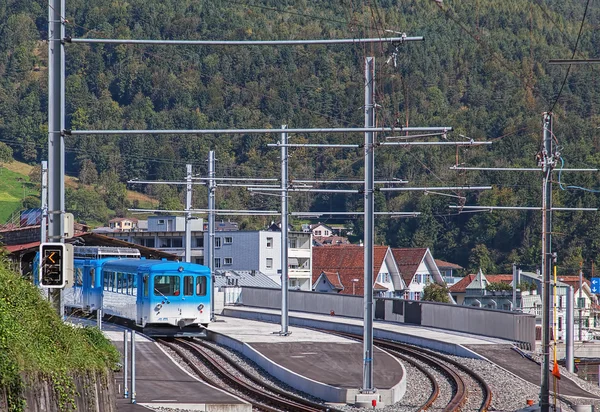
[548, 0, 591, 113]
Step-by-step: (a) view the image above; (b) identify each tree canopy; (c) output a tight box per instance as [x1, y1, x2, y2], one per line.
[2, 0, 600, 274]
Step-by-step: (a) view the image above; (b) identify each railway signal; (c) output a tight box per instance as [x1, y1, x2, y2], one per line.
[39, 243, 73, 288]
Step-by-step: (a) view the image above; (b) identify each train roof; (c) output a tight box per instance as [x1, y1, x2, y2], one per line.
[100, 258, 209, 275]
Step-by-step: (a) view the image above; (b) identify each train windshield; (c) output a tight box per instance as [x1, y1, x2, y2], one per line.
[196, 276, 207, 296]
[154, 275, 181, 296]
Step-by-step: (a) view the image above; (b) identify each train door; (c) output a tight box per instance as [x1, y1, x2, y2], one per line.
[137, 272, 149, 326]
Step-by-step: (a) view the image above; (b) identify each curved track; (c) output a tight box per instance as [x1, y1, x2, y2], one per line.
[328, 330, 492, 412]
[162, 338, 341, 412]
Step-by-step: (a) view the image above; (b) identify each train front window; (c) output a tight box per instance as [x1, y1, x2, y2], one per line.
[153, 275, 181, 296]
[184, 276, 194, 296]
[196, 276, 207, 296]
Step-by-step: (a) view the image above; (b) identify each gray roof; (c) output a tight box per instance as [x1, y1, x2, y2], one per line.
[214, 270, 279, 288]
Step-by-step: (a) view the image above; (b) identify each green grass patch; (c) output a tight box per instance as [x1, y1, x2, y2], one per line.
[0, 167, 39, 224]
[0, 257, 120, 410]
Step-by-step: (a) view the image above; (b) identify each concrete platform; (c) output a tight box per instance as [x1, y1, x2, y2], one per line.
[221, 306, 506, 358]
[101, 326, 251, 411]
[467, 344, 599, 400]
[208, 316, 406, 405]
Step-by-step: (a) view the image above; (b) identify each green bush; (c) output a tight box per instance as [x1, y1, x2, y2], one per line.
[0, 257, 119, 410]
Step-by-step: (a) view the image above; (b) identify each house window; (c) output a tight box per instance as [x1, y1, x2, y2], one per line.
[315, 230, 321, 236]
[224, 257, 232, 265]
[289, 238, 297, 248]
[214, 258, 221, 268]
[414, 292, 421, 301]
[196, 237, 204, 247]
[324, 230, 330, 236]
[224, 237, 232, 245]
[404, 291, 409, 300]
[267, 237, 273, 248]
[215, 237, 221, 248]
[423, 274, 431, 284]
[158, 219, 165, 225]
[266, 258, 273, 269]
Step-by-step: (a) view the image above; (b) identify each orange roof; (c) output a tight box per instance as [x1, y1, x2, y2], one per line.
[321, 271, 343, 290]
[312, 245, 388, 295]
[449, 274, 514, 293]
[435, 259, 463, 270]
[449, 274, 476, 293]
[557, 276, 590, 290]
[391, 248, 428, 285]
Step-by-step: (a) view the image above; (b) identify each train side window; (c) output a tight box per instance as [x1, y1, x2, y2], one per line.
[196, 276, 207, 296]
[143, 274, 149, 297]
[90, 268, 95, 289]
[117, 273, 123, 293]
[184, 276, 194, 296]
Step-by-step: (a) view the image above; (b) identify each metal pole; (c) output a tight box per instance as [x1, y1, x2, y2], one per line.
[41, 161, 48, 244]
[512, 263, 517, 311]
[67, 126, 452, 136]
[68, 36, 423, 46]
[97, 309, 102, 330]
[579, 264, 583, 341]
[208, 151, 216, 321]
[48, 0, 65, 318]
[123, 330, 129, 399]
[540, 112, 553, 412]
[131, 330, 136, 404]
[185, 164, 192, 263]
[279, 125, 290, 336]
[362, 56, 376, 395]
[566, 286, 575, 373]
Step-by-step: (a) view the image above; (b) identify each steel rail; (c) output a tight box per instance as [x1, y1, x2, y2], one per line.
[166, 339, 340, 412]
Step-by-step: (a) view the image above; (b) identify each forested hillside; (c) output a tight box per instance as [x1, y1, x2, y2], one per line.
[2, 0, 600, 274]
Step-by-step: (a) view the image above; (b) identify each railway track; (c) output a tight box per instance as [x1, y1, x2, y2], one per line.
[326, 330, 492, 412]
[161, 338, 341, 412]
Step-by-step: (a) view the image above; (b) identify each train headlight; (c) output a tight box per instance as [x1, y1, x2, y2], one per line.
[155, 303, 163, 311]
[197, 304, 204, 311]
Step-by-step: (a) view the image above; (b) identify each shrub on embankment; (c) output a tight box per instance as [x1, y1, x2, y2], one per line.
[0, 256, 120, 411]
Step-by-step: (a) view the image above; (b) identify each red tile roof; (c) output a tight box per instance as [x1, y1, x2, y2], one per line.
[449, 274, 476, 293]
[434, 259, 463, 270]
[391, 248, 428, 285]
[449, 274, 514, 293]
[312, 245, 388, 295]
[557, 276, 590, 291]
[321, 271, 343, 290]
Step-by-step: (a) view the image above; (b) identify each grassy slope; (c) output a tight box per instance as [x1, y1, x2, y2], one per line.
[0, 261, 120, 410]
[0, 160, 158, 224]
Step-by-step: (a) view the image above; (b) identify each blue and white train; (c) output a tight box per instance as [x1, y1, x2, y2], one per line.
[65, 246, 211, 337]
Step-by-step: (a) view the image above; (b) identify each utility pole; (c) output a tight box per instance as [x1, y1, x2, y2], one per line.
[208, 151, 216, 321]
[48, 0, 65, 318]
[361, 56, 376, 399]
[279, 126, 290, 336]
[185, 164, 192, 263]
[579, 262, 583, 341]
[41, 161, 48, 244]
[540, 112, 553, 412]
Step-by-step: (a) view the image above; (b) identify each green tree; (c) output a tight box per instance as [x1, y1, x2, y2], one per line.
[0, 142, 13, 166]
[422, 283, 451, 303]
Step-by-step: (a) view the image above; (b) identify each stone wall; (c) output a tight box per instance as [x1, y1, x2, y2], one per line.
[1, 370, 117, 412]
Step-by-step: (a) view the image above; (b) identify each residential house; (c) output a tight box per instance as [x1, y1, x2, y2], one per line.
[308, 222, 350, 246]
[312, 245, 404, 297]
[391, 248, 447, 301]
[108, 217, 139, 231]
[449, 270, 516, 307]
[520, 271, 600, 341]
[435, 259, 464, 286]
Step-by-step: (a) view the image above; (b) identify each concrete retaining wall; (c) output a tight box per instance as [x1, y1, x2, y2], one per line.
[237, 287, 536, 348]
[1, 370, 117, 412]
